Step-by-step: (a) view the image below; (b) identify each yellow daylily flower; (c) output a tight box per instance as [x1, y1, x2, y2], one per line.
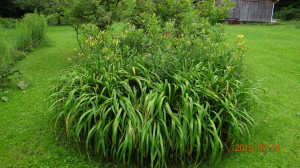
[237, 34, 244, 39]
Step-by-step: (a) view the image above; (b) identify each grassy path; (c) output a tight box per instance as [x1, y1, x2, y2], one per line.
[0, 26, 99, 167]
[219, 23, 300, 168]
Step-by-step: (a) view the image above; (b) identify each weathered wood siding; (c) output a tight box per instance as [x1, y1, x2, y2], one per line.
[228, 0, 275, 22]
[229, 0, 242, 19]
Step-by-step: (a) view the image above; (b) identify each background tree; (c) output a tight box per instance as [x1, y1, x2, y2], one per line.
[63, 0, 124, 29]
[0, 0, 63, 18]
[274, 0, 300, 20]
[275, 0, 299, 10]
[62, 0, 125, 51]
[13, 0, 53, 14]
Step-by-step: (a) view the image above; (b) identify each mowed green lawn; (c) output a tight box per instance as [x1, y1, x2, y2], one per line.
[0, 26, 101, 167]
[219, 23, 300, 168]
[0, 23, 299, 167]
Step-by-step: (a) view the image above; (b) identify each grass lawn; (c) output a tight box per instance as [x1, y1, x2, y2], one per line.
[0, 23, 299, 167]
[218, 23, 300, 168]
[0, 26, 101, 167]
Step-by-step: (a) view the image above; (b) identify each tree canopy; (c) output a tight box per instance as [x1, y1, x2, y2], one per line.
[275, 0, 300, 10]
[0, 0, 23, 17]
[0, 0, 63, 17]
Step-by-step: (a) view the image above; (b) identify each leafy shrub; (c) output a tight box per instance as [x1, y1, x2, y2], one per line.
[0, 68, 21, 88]
[49, 1, 256, 167]
[81, 16, 238, 78]
[8, 48, 26, 61]
[62, 0, 233, 52]
[63, 0, 123, 30]
[0, 40, 12, 87]
[195, 0, 234, 24]
[0, 18, 17, 29]
[47, 13, 67, 25]
[16, 13, 47, 52]
[129, 0, 192, 29]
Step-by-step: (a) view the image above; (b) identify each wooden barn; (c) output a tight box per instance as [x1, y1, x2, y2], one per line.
[226, 0, 277, 23]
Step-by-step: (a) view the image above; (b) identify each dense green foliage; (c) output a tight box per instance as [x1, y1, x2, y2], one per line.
[0, 26, 24, 89]
[275, 8, 300, 21]
[63, 0, 123, 29]
[127, 0, 233, 31]
[0, 40, 14, 88]
[0, 40, 23, 88]
[48, 1, 256, 167]
[62, 0, 233, 51]
[1, 0, 62, 18]
[274, 1, 300, 21]
[0, 0, 22, 18]
[274, 0, 299, 10]
[195, 0, 234, 24]
[47, 13, 67, 25]
[16, 13, 47, 52]
[13, 0, 61, 14]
